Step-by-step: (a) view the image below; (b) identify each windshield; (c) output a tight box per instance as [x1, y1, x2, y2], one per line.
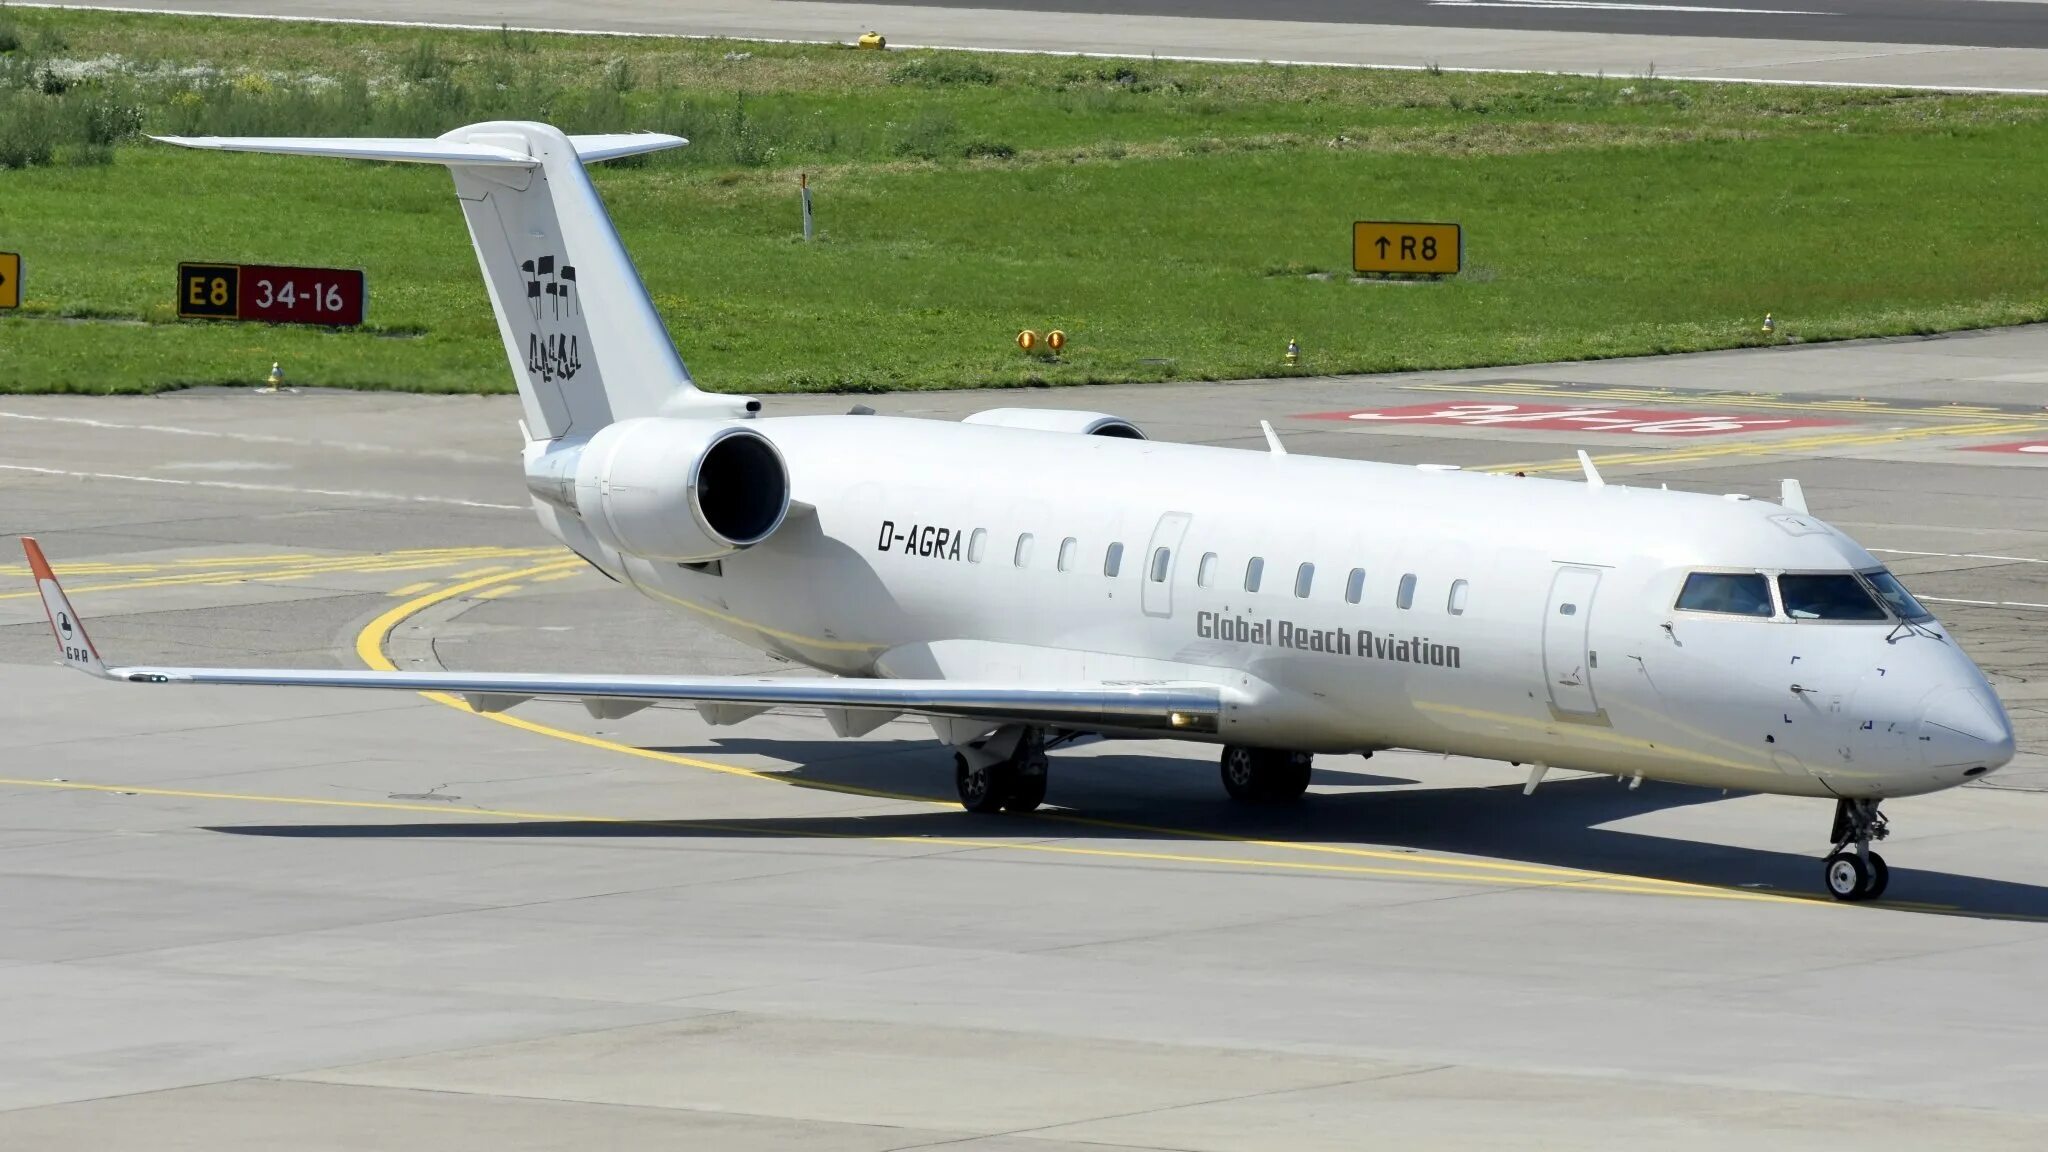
[1778, 573, 1889, 622]
[1862, 568, 1933, 621]
[1674, 571, 1774, 617]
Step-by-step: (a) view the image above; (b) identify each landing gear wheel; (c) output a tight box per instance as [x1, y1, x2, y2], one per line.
[955, 752, 1011, 814]
[1003, 768, 1048, 814]
[1275, 753, 1313, 801]
[1824, 852, 1871, 901]
[1822, 798, 1892, 901]
[1219, 746, 1314, 803]
[1220, 746, 1262, 802]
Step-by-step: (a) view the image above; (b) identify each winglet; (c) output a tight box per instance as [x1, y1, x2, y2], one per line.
[1260, 420, 1288, 456]
[1577, 450, 1605, 489]
[21, 538, 109, 678]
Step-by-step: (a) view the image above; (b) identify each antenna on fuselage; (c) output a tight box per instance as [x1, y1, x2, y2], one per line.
[1780, 477, 1809, 514]
[1259, 420, 1287, 456]
[1576, 450, 1605, 489]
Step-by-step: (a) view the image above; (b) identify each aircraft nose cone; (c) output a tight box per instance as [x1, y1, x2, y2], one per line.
[1920, 686, 2016, 773]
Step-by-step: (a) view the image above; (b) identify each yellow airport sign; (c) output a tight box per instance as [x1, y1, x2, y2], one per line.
[0, 252, 19, 310]
[1353, 221, 1461, 276]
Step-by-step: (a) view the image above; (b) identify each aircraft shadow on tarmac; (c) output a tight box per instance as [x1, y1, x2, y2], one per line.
[215, 736, 2048, 920]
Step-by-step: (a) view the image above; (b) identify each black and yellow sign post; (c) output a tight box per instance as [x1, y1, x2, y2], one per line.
[0, 251, 20, 310]
[1352, 221, 1461, 278]
[177, 263, 241, 319]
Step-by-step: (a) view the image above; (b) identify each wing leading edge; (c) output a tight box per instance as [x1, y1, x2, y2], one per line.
[19, 539, 1222, 735]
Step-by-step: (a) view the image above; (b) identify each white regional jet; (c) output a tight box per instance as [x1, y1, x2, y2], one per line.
[22, 121, 2015, 902]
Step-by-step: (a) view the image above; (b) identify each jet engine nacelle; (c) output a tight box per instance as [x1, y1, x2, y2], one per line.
[563, 418, 790, 562]
[961, 408, 1146, 439]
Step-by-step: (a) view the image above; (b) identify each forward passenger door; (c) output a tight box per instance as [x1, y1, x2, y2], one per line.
[1142, 512, 1193, 619]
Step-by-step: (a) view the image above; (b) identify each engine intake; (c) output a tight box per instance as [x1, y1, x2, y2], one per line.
[961, 408, 1146, 439]
[548, 418, 790, 561]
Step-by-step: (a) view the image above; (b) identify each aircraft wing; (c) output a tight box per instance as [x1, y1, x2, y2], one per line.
[20, 538, 1222, 735]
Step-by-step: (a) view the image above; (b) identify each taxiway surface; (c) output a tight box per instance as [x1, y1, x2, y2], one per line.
[4, 327, 2048, 1148]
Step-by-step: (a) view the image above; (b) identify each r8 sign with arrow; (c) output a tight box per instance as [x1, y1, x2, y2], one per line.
[1353, 221, 1460, 277]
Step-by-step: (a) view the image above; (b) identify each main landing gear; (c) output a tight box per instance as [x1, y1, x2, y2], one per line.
[1219, 745, 1313, 803]
[1823, 798, 1891, 902]
[954, 729, 1050, 815]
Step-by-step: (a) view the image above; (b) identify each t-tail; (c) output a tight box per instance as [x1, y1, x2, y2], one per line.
[154, 122, 755, 439]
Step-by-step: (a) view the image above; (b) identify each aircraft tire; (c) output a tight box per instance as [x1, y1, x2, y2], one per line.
[1004, 767, 1048, 813]
[1863, 852, 1889, 901]
[956, 752, 1012, 814]
[1823, 851, 1874, 901]
[1220, 747, 1311, 803]
[1220, 745, 1263, 802]
[1272, 753, 1313, 801]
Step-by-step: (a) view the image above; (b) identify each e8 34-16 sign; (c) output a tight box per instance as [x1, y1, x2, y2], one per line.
[177, 263, 366, 326]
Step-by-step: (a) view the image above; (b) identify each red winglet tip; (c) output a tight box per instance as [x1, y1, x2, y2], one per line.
[22, 537, 55, 582]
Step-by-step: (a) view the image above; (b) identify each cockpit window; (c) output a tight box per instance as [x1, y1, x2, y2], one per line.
[1862, 568, 1933, 622]
[1778, 573, 1888, 622]
[1675, 572, 1774, 617]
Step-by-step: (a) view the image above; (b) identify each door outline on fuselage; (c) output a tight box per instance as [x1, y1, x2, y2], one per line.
[1141, 512, 1194, 619]
[1544, 565, 1603, 717]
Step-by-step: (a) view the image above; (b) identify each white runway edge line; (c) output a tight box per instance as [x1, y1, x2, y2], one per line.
[0, 463, 524, 510]
[0, 410, 495, 462]
[1870, 547, 2048, 566]
[16, 3, 2048, 96]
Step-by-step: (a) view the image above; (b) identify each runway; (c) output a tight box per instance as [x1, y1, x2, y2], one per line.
[4, 326, 2047, 1148]
[40, 0, 2048, 91]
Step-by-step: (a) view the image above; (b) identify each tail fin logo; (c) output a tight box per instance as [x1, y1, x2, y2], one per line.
[57, 610, 73, 639]
[520, 253, 583, 383]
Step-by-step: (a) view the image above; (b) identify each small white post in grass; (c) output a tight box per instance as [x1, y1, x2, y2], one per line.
[800, 172, 814, 241]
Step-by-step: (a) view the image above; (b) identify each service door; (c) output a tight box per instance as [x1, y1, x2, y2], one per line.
[1141, 512, 1194, 618]
[1543, 565, 1602, 715]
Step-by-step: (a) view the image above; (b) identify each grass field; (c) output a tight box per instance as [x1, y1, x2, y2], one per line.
[2, 7, 2046, 394]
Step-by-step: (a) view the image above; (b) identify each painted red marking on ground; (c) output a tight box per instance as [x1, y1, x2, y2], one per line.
[1297, 402, 1844, 437]
[1963, 441, 2048, 455]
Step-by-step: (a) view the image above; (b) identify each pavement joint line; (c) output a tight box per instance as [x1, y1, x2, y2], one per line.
[0, 550, 575, 602]
[342, 564, 1820, 905]
[0, 462, 529, 510]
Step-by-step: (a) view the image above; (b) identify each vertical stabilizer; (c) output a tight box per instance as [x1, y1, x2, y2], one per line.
[155, 122, 754, 439]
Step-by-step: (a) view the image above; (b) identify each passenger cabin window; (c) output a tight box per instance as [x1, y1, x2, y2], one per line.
[1150, 547, 1172, 583]
[1779, 573, 1888, 622]
[1244, 557, 1265, 593]
[1345, 568, 1365, 605]
[1197, 553, 1218, 588]
[1014, 533, 1034, 568]
[1447, 579, 1469, 615]
[1103, 542, 1124, 577]
[1396, 573, 1416, 610]
[1058, 537, 1078, 572]
[1675, 571, 1773, 618]
[968, 528, 987, 564]
[1863, 568, 1933, 622]
[1294, 563, 1314, 599]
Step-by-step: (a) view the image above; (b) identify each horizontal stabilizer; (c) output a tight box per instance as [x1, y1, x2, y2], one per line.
[150, 131, 688, 167]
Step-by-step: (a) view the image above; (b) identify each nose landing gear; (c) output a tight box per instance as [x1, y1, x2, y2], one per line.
[1823, 798, 1890, 902]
